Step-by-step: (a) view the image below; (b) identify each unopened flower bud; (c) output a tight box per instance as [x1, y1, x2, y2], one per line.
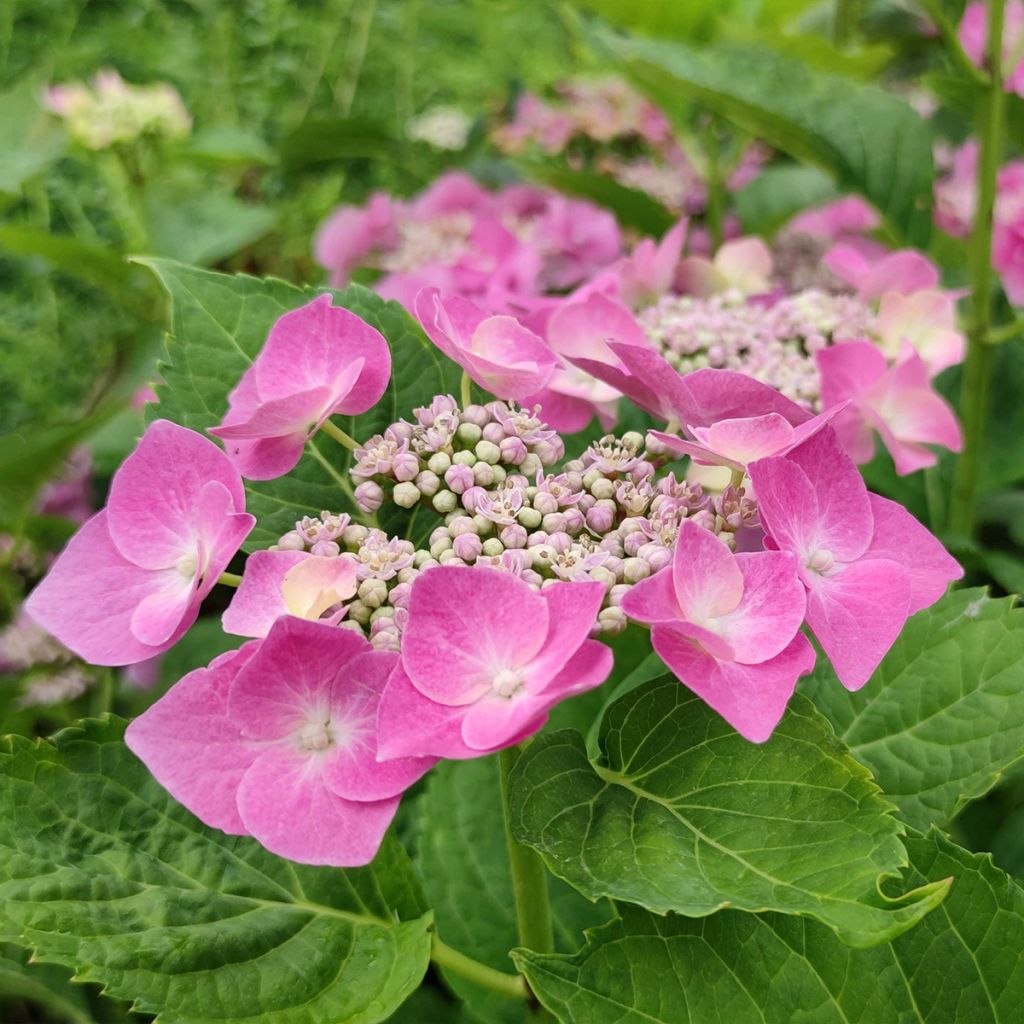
[481, 537, 504, 557]
[397, 566, 419, 584]
[475, 440, 501, 465]
[278, 530, 306, 551]
[598, 606, 628, 635]
[589, 477, 616, 500]
[342, 524, 369, 547]
[520, 453, 542, 477]
[490, 464, 507, 485]
[531, 544, 556, 567]
[527, 531, 549, 547]
[619, 518, 644, 536]
[432, 490, 458, 514]
[452, 449, 476, 466]
[644, 431, 670, 457]
[453, 533, 483, 561]
[311, 539, 340, 557]
[392, 453, 421, 482]
[500, 524, 527, 548]
[348, 600, 372, 625]
[482, 422, 505, 444]
[457, 422, 483, 446]
[586, 504, 615, 535]
[472, 513, 492, 535]
[473, 462, 496, 487]
[600, 535, 625, 557]
[413, 550, 435, 568]
[393, 482, 421, 508]
[415, 470, 440, 496]
[547, 531, 572, 553]
[562, 508, 585, 534]
[439, 549, 464, 565]
[609, 584, 630, 607]
[355, 481, 384, 513]
[533, 439, 562, 466]
[390, 581, 412, 607]
[499, 436, 527, 465]
[517, 506, 542, 529]
[589, 566, 617, 590]
[429, 537, 453, 559]
[623, 557, 651, 583]
[533, 491, 558, 515]
[427, 452, 451, 475]
[631, 460, 656, 481]
[623, 531, 646, 557]
[358, 578, 388, 609]
[445, 464, 475, 494]
[621, 431, 645, 452]
[449, 515, 477, 537]
[461, 404, 489, 427]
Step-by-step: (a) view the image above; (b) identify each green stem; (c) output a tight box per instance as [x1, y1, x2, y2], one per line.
[218, 571, 242, 588]
[430, 935, 528, 1000]
[729, 468, 745, 491]
[950, 0, 1005, 536]
[917, 0, 991, 86]
[320, 419, 359, 452]
[89, 668, 114, 718]
[987, 315, 1024, 343]
[460, 371, 473, 410]
[498, 744, 554, 956]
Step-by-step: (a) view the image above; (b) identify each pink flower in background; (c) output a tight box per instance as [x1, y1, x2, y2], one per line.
[530, 195, 622, 291]
[525, 293, 649, 431]
[621, 519, 813, 742]
[593, 217, 687, 309]
[127, 617, 434, 866]
[36, 446, 93, 525]
[959, 1, 1024, 97]
[222, 550, 358, 638]
[788, 195, 881, 241]
[934, 141, 978, 238]
[376, 566, 610, 759]
[874, 289, 965, 374]
[817, 341, 962, 474]
[677, 237, 774, 297]
[210, 295, 391, 480]
[26, 420, 254, 666]
[415, 287, 558, 400]
[749, 430, 962, 690]
[824, 244, 940, 300]
[314, 193, 398, 287]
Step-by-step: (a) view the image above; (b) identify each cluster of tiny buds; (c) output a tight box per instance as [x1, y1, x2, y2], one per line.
[350, 395, 565, 517]
[272, 429, 759, 647]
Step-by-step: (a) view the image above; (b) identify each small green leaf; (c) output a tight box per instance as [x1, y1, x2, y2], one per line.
[514, 830, 1024, 1024]
[593, 29, 934, 245]
[417, 757, 608, 1024]
[509, 679, 949, 947]
[0, 718, 431, 1024]
[807, 588, 1024, 831]
[138, 259, 463, 548]
[734, 163, 840, 236]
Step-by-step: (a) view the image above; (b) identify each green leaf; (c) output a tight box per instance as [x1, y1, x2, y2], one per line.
[509, 679, 949, 947]
[0, 717, 431, 1024]
[514, 830, 1024, 1024]
[138, 258, 463, 549]
[734, 163, 840, 236]
[141, 180, 277, 266]
[593, 29, 934, 245]
[417, 757, 608, 1024]
[185, 125, 277, 166]
[0, 80, 66, 195]
[0, 951, 93, 1024]
[807, 588, 1024, 832]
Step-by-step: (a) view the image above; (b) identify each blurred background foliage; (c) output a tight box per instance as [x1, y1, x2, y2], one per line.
[2, 0, 1024, 1020]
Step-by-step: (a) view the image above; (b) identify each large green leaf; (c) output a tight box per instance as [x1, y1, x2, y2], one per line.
[0, 717, 431, 1024]
[417, 757, 608, 1024]
[139, 258, 463, 549]
[508, 679, 949, 947]
[734, 163, 840, 236]
[514, 830, 1024, 1024]
[593, 29, 934, 245]
[0, 80, 66, 195]
[807, 588, 1024, 832]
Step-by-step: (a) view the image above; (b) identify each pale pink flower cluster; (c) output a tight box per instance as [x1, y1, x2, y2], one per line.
[26, 263, 963, 870]
[44, 68, 190, 149]
[314, 171, 622, 313]
[935, 140, 1024, 306]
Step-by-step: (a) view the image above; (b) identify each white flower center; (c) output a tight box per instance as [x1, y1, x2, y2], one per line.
[492, 669, 524, 699]
[175, 552, 199, 579]
[297, 720, 333, 752]
[807, 548, 835, 574]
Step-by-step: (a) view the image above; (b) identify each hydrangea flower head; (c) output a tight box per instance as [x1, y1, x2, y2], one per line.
[415, 287, 559, 400]
[210, 295, 391, 480]
[26, 421, 254, 666]
[314, 193, 399, 287]
[621, 518, 814, 742]
[376, 566, 611, 759]
[749, 429, 962, 690]
[817, 341, 962, 474]
[126, 617, 434, 866]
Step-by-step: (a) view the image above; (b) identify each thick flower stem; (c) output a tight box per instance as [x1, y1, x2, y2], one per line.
[498, 744, 555, 957]
[320, 419, 359, 452]
[217, 571, 242, 588]
[950, 0, 1006, 536]
[460, 371, 473, 409]
[430, 935, 528, 1000]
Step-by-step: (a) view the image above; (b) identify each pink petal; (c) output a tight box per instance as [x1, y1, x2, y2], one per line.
[647, 432, 743, 472]
[209, 387, 334, 440]
[715, 551, 806, 664]
[321, 650, 436, 801]
[525, 580, 605, 689]
[221, 549, 311, 637]
[213, 432, 308, 481]
[805, 558, 911, 691]
[280, 555, 357, 621]
[401, 566, 548, 705]
[605, 342, 694, 420]
[106, 420, 246, 570]
[863, 494, 962, 615]
[415, 288, 485, 362]
[671, 519, 744, 622]
[130, 573, 196, 647]
[690, 413, 795, 465]
[651, 625, 816, 743]
[236, 745, 400, 867]
[675, 367, 811, 427]
[816, 340, 887, 407]
[546, 294, 649, 362]
[24, 511, 197, 666]
[620, 565, 681, 624]
[124, 645, 259, 834]
[228, 616, 372, 739]
[522, 387, 603, 433]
